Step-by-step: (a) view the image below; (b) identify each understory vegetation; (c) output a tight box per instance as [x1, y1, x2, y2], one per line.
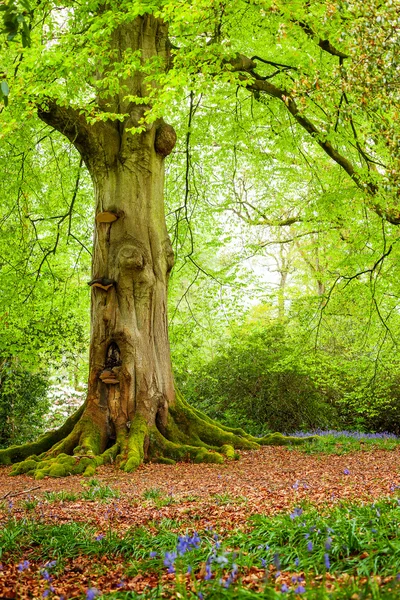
[2, 473, 400, 599]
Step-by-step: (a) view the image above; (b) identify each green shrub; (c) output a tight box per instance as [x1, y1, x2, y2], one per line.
[0, 356, 49, 447]
[180, 322, 338, 434]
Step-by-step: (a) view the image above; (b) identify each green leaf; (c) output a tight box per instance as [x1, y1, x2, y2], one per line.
[1, 80, 9, 97]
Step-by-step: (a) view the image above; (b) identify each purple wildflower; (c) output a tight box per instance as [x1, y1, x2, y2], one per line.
[204, 564, 212, 580]
[292, 481, 299, 490]
[325, 537, 332, 550]
[281, 583, 289, 592]
[295, 557, 300, 567]
[17, 560, 30, 572]
[307, 541, 313, 552]
[163, 551, 177, 573]
[187, 565, 192, 575]
[86, 589, 100, 600]
[261, 558, 267, 568]
[43, 592, 50, 598]
[95, 534, 104, 542]
[324, 553, 330, 569]
[41, 570, 51, 581]
[343, 468, 350, 475]
[273, 553, 281, 570]
[149, 551, 157, 558]
[295, 585, 306, 593]
[290, 507, 303, 519]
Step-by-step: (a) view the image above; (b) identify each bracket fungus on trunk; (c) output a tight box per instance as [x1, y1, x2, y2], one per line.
[99, 369, 119, 384]
[87, 278, 116, 291]
[95, 212, 119, 224]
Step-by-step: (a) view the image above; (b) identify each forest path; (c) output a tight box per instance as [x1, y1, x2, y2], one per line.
[1, 446, 398, 532]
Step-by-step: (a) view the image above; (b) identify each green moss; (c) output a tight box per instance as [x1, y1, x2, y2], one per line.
[256, 432, 317, 446]
[194, 448, 224, 464]
[154, 457, 176, 465]
[35, 470, 46, 480]
[100, 443, 119, 465]
[122, 414, 148, 473]
[48, 463, 67, 477]
[220, 444, 235, 460]
[10, 459, 38, 475]
[83, 465, 96, 477]
[79, 418, 103, 455]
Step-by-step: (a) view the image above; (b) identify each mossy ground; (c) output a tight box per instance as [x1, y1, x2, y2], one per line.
[0, 391, 315, 478]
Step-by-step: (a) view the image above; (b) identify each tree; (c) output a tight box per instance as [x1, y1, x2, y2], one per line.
[0, 0, 396, 477]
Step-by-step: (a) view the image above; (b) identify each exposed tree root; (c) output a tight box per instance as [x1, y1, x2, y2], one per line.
[0, 391, 316, 478]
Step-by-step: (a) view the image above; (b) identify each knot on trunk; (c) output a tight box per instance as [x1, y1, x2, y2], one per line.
[155, 123, 176, 157]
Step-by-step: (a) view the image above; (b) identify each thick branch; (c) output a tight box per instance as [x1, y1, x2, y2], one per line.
[37, 100, 119, 169]
[296, 21, 349, 59]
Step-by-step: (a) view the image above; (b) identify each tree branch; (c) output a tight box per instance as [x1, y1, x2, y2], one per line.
[296, 21, 349, 59]
[37, 100, 119, 169]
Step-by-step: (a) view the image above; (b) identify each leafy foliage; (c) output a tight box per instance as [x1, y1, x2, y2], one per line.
[0, 356, 48, 447]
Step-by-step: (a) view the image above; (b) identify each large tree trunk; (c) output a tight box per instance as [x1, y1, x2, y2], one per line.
[84, 122, 176, 467]
[0, 15, 309, 477]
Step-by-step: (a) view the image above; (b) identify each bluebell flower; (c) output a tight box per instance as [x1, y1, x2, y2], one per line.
[42, 591, 50, 598]
[261, 558, 267, 568]
[295, 557, 299, 567]
[325, 537, 332, 550]
[44, 560, 57, 569]
[292, 481, 299, 490]
[343, 468, 350, 475]
[163, 551, 177, 573]
[273, 553, 281, 570]
[307, 541, 313, 552]
[86, 589, 100, 600]
[150, 551, 157, 558]
[324, 553, 330, 569]
[295, 585, 306, 593]
[17, 560, 30, 572]
[95, 534, 104, 542]
[116, 579, 125, 588]
[281, 583, 289, 592]
[290, 507, 303, 519]
[187, 565, 192, 574]
[204, 564, 212, 580]
[41, 570, 51, 581]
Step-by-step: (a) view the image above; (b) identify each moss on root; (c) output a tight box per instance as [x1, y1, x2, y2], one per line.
[3, 390, 318, 479]
[119, 414, 148, 473]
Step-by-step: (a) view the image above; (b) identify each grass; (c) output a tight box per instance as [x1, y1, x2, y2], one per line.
[3, 495, 400, 598]
[288, 431, 400, 455]
[142, 487, 176, 508]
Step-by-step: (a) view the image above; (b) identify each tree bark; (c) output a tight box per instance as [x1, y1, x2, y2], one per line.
[84, 119, 176, 460]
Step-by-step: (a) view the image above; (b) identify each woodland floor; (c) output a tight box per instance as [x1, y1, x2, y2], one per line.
[0, 446, 399, 599]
